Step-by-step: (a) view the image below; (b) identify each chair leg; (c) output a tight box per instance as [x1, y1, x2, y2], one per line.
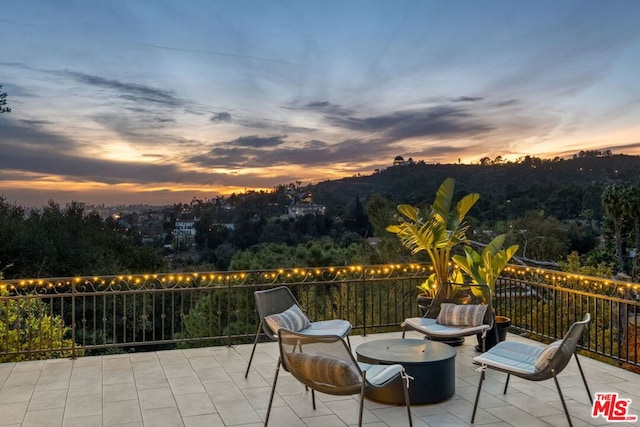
[264, 358, 281, 427]
[471, 368, 485, 423]
[346, 334, 352, 349]
[573, 352, 593, 404]
[402, 375, 413, 427]
[311, 389, 316, 409]
[552, 369, 573, 427]
[245, 321, 263, 378]
[503, 373, 510, 394]
[358, 380, 366, 427]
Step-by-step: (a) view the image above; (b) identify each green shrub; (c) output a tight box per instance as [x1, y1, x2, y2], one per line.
[0, 289, 77, 362]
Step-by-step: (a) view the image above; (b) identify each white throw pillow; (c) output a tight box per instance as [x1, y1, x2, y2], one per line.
[264, 304, 311, 333]
[436, 303, 488, 327]
[534, 341, 562, 372]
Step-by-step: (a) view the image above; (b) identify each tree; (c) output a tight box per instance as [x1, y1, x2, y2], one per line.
[624, 185, 640, 254]
[0, 85, 11, 113]
[0, 198, 165, 278]
[602, 184, 627, 272]
[509, 211, 569, 261]
[623, 185, 640, 279]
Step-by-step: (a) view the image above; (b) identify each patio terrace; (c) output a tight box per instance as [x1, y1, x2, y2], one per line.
[1, 330, 639, 427]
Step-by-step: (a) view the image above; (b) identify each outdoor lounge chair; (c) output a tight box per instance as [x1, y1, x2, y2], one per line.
[244, 286, 352, 378]
[402, 283, 496, 351]
[264, 329, 413, 426]
[470, 313, 592, 426]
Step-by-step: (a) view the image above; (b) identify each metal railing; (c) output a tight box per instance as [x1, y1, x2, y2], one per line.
[2, 263, 640, 371]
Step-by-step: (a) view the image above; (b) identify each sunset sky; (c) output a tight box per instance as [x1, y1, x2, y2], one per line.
[1, 0, 640, 207]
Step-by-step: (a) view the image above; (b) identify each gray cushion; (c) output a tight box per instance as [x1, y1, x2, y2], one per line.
[300, 319, 352, 336]
[358, 362, 405, 387]
[404, 317, 490, 337]
[264, 304, 311, 333]
[436, 303, 488, 326]
[473, 340, 545, 375]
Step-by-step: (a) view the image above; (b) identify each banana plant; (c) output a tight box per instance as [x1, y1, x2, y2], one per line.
[387, 178, 479, 297]
[452, 234, 519, 295]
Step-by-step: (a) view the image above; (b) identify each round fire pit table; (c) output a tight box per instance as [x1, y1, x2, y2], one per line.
[355, 338, 456, 405]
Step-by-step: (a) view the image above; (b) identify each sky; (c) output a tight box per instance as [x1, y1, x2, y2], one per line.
[1, 0, 640, 207]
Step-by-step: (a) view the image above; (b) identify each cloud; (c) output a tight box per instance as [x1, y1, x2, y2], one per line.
[297, 100, 354, 116]
[65, 71, 184, 107]
[601, 141, 640, 152]
[0, 141, 219, 186]
[137, 43, 307, 68]
[306, 101, 330, 108]
[0, 119, 216, 185]
[450, 96, 484, 102]
[304, 140, 328, 149]
[229, 135, 286, 148]
[211, 112, 232, 122]
[327, 106, 494, 141]
[189, 135, 398, 170]
[416, 143, 484, 158]
[0, 121, 77, 152]
[494, 99, 520, 107]
[235, 117, 315, 133]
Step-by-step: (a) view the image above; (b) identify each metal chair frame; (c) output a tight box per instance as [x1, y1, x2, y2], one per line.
[471, 313, 593, 427]
[244, 286, 351, 378]
[264, 329, 412, 426]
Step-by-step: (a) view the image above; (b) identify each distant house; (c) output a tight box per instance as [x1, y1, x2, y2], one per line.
[174, 220, 197, 237]
[288, 204, 326, 218]
[173, 218, 198, 249]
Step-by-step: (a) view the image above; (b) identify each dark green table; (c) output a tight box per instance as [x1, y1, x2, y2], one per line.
[355, 338, 456, 405]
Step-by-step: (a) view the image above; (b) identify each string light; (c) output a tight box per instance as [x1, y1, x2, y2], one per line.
[1, 264, 639, 296]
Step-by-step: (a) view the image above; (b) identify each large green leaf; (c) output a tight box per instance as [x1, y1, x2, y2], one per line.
[397, 204, 419, 221]
[431, 178, 454, 219]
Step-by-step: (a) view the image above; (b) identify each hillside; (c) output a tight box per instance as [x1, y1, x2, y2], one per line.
[312, 154, 640, 222]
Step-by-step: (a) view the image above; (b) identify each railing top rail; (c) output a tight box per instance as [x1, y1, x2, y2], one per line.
[0, 263, 434, 295]
[2, 262, 639, 299]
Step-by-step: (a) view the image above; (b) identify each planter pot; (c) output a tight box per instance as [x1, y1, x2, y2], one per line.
[475, 315, 511, 352]
[417, 294, 433, 317]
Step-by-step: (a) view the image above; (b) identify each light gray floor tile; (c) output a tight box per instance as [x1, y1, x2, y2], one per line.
[21, 408, 64, 427]
[28, 388, 68, 410]
[103, 382, 139, 402]
[0, 384, 35, 403]
[214, 399, 263, 425]
[0, 401, 28, 425]
[138, 387, 176, 410]
[174, 392, 216, 416]
[64, 394, 103, 419]
[167, 375, 205, 395]
[141, 407, 184, 427]
[62, 415, 103, 427]
[182, 413, 225, 427]
[103, 399, 142, 425]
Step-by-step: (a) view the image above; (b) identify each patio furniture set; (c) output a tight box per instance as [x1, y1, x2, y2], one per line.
[245, 285, 592, 427]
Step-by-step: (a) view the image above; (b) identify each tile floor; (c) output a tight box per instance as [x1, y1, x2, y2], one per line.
[1, 331, 639, 426]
